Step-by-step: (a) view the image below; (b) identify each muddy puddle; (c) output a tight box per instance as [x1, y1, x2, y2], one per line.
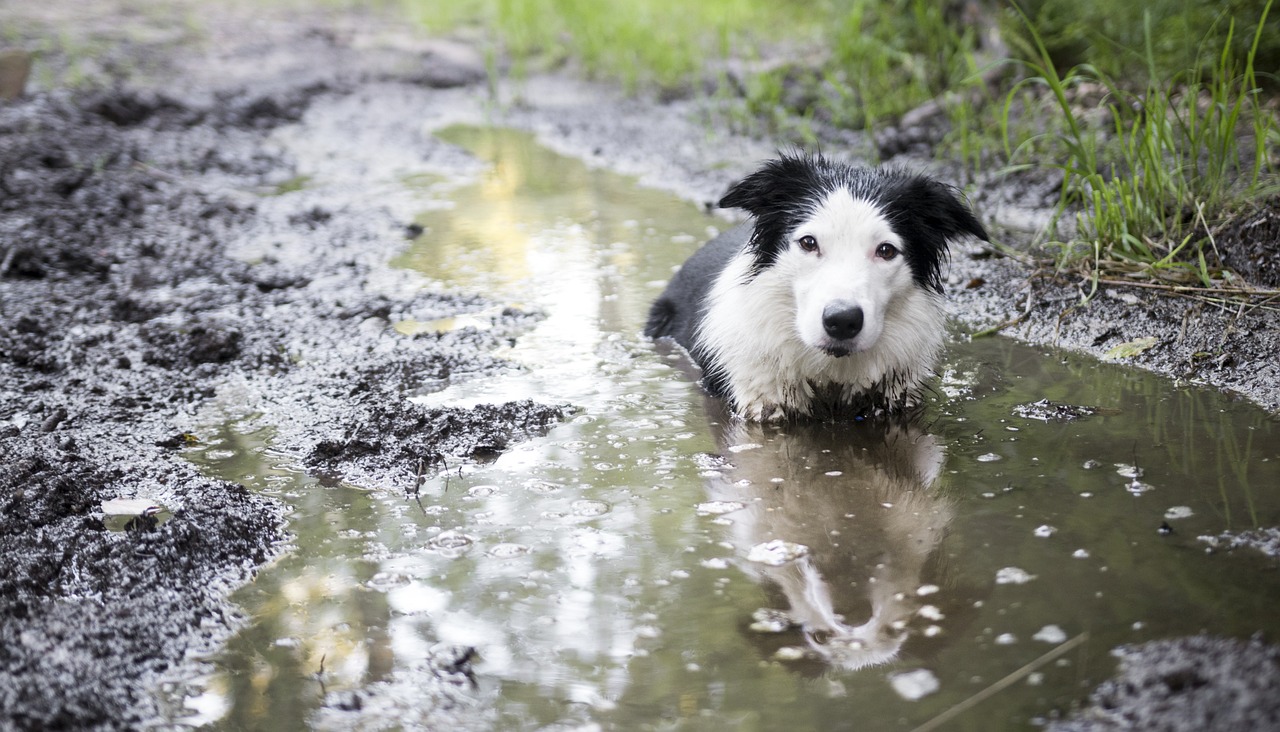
[169, 127, 1280, 730]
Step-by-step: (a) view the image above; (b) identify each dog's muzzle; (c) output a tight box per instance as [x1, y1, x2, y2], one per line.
[821, 302, 863, 356]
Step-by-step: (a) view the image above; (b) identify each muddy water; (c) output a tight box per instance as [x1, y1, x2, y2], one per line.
[177, 127, 1280, 731]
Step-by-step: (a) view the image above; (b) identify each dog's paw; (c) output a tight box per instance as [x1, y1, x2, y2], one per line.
[738, 400, 789, 423]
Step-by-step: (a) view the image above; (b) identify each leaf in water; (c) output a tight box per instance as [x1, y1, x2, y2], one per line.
[1103, 336, 1158, 360]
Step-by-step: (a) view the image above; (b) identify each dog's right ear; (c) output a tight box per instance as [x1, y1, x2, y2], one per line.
[718, 154, 823, 215]
[719, 154, 826, 271]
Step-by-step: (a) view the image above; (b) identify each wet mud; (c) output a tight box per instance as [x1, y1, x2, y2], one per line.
[2, 2, 1278, 730]
[0, 20, 557, 727]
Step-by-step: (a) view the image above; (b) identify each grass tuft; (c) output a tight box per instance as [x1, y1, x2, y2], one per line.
[1002, 0, 1277, 301]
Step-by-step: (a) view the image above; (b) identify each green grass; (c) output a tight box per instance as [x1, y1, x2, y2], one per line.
[1001, 0, 1277, 299]
[401, 0, 1279, 299]
[402, 0, 823, 91]
[400, 0, 976, 130]
[823, 0, 978, 128]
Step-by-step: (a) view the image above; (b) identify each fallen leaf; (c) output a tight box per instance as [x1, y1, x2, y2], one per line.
[1103, 336, 1159, 360]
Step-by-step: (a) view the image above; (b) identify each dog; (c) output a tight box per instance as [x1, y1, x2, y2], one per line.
[646, 153, 987, 421]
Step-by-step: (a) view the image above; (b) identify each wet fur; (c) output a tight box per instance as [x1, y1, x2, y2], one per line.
[646, 153, 987, 420]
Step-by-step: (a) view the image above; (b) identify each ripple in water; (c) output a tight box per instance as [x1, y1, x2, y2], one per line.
[428, 529, 475, 558]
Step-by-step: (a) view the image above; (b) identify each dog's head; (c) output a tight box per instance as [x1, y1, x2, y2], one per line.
[720, 153, 987, 357]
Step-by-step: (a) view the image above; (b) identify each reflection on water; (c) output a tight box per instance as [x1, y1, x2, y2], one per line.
[174, 126, 1280, 731]
[704, 418, 952, 671]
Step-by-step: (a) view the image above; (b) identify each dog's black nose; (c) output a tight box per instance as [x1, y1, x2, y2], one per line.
[822, 303, 863, 341]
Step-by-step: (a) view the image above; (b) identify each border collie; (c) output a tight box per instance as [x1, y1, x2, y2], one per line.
[646, 153, 987, 421]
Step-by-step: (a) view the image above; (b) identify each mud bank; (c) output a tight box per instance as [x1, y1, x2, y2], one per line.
[0, 27, 560, 729]
[2, 2, 1277, 730]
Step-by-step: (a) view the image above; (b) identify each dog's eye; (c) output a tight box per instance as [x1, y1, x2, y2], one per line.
[875, 242, 900, 260]
[797, 235, 820, 253]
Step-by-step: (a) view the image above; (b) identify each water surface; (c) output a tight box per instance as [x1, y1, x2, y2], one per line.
[182, 126, 1280, 731]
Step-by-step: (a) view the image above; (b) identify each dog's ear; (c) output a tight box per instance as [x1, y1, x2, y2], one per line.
[884, 174, 988, 293]
[719, 155, 827, 271]
[898, 176, 988, 244]
[718, 154, 823, 215]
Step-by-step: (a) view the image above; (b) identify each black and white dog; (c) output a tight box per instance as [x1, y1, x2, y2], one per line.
[646, 153, 987, 421]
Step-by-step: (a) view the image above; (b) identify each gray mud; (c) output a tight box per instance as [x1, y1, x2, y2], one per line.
[2, 2, 1278, 730]
[1053, 636, 1280, 732]
[0, 8, 560, 727]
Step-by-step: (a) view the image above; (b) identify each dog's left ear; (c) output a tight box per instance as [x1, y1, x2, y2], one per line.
[885, 175, 988, 293]
[898, 176, 988, 244]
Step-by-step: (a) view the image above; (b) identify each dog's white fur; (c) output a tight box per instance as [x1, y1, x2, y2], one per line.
[697, 190, 946, 421]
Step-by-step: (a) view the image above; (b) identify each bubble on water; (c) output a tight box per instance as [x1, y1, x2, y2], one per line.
[749, 608, 795, 633]
[1126, 481, 1154, 495]
[825, 471, 843, 477]
[692, 454, 729, 473]
[429, 530, 475, 557]
[634, 626, 661, 639]
[1027, 672, 1045, 686]
[995, 633, 1017, 645]
[670, 569, 690, 580]
[916, 584, 940, 596]
[696, 500, 746, 516]
[1115, 463, 1143, 479]
[1082, 459, 1101, 469]
[524, 480, 562, 494]
[1033, 625, 1068, 644]
[747, 539, 810, 566]
[995, 567, 1036, 584]
[1164, 506, 1193, 520]
[977, 453, 1002, 462]
[727, 443, 762, 453]
[924, 625, 943, 637]
[700, 557, 730, 570]
[774, 646, 807, 661]
[467, 485, 499, 498]
[917, 605, 944, 621]
[889, 669, 940, 701]
[1072, 549, 1090, 559]
[487, 543, 531, 558]
[1034, 525, 1057, 538]
[571, 499, 611, 517]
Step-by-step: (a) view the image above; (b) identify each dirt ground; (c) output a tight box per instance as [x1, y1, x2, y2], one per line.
[1, 2, 1277, 730]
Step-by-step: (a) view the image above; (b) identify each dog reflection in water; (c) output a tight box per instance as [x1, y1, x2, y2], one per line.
[705, 416, 951, 669]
